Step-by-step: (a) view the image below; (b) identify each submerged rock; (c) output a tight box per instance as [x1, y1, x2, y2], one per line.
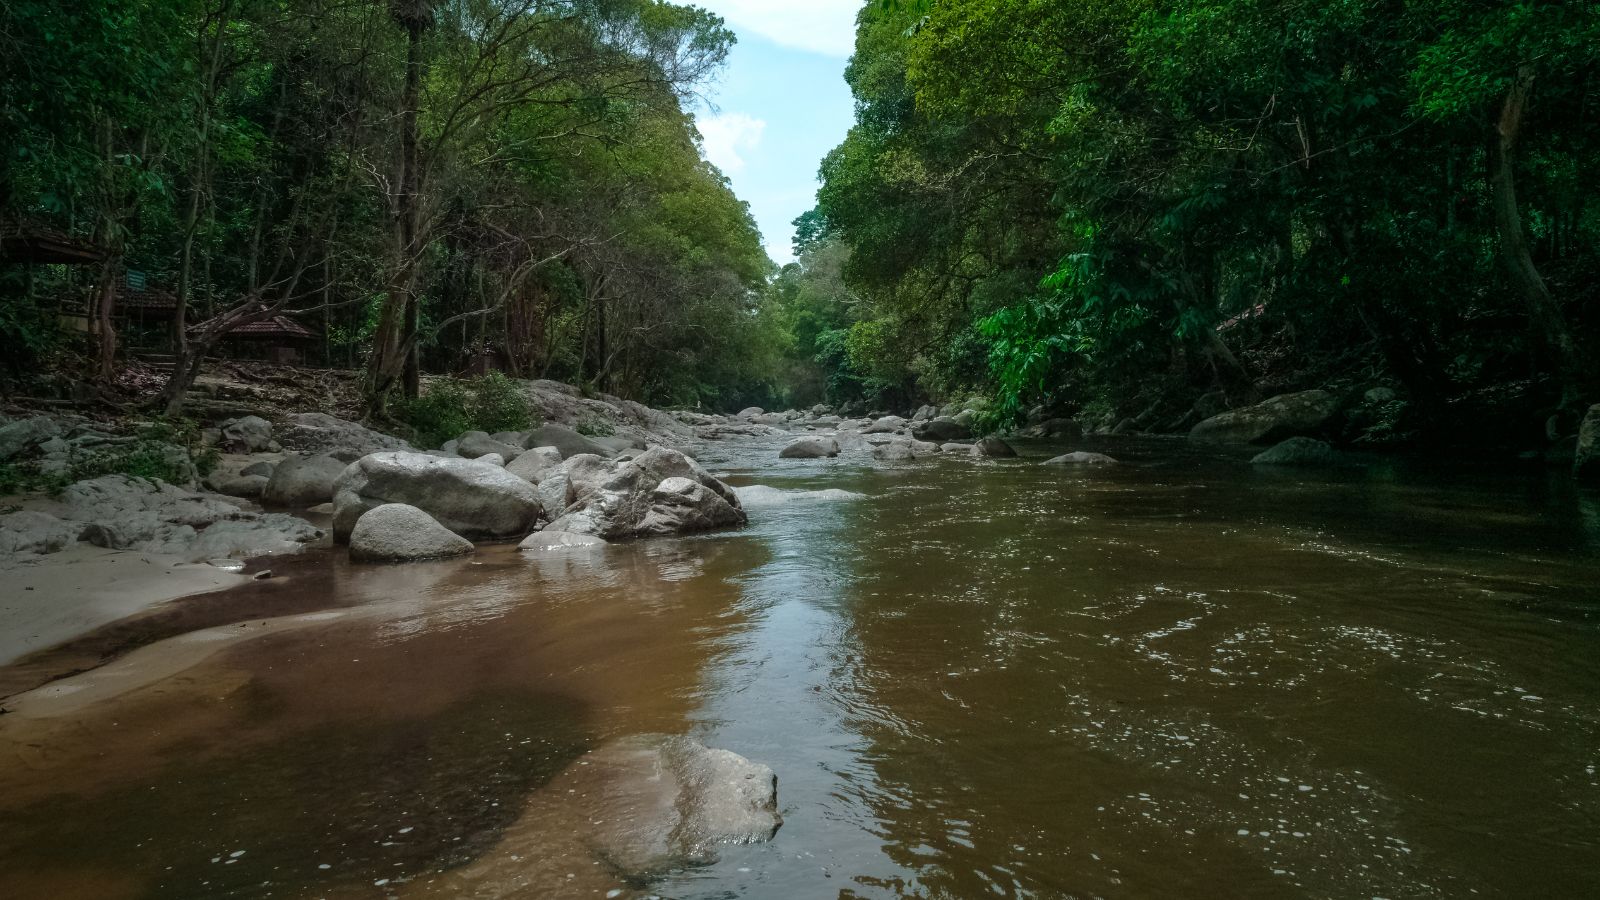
[349, 503, 474, 563]
[518, 530, 605, 553]
[333, 451, 543, 542]
[1251, 436, 1340, 466]
[779, 436, 840, 459]
[1190, 389, 1340, 444]
[734, 485, 865, 506]
[567, 734, 781, 875]
[1043, 451, 1118, 466]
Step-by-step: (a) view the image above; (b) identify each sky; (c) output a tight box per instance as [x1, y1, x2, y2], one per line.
[690, 1, 861, 265]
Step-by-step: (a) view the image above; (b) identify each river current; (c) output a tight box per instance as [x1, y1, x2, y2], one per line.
[2, 434, 1598, 898]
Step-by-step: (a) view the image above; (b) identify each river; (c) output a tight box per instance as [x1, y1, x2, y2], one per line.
[2, 434, 1598, 898]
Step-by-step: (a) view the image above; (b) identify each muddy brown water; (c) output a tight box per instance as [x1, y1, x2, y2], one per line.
[2, 435, 1599, 899]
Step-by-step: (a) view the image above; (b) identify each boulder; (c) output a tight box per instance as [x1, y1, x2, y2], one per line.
[911, 404, 938, 422]
[591, 434, 646, 454]
[474, 453, 505, 467]
[1043, 451, 1118, 466]
[332, 452, 544, 542]
[750, 412, 789, 426]
[969, 436, 1017, 458]
[240, 460, 277, 478]
[0, 510, 82, 556]
[1574, 404, 1600, 480]
[278, 412, 411, 455]
[262, 453, 349, 507]
[940, 442, 974, 453]
[779, 436, 840, 459]
[1022, 418, 1083, 440]
[1251, 436, 1339, 466]
[349, 503, 474, 562]
[457, 430, 525, 462]
[210, 474, 270, 499]
[522, 423, 613, 460]
[736, 407, 764, 419]
[910, 416, 972, 442]
[1364, 386, 1398, 405]
[951, 409, 977, 428]
[536, 471, 573, 519]
[872, 441, 917, 461]
[545, 447, 745, 540]
[518, 530, 606, 553]
[1189, 389, 1340, 444]
[0, 416, 62, 462]
[505, 446, 564, 484]
[218, 415, 274, 453]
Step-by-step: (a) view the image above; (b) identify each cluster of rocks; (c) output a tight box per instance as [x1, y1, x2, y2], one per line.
[0, 474, 322, 565]
[329, 422, 747, 563]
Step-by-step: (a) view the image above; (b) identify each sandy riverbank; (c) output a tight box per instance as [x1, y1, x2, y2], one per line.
[0, 545, 246, 667]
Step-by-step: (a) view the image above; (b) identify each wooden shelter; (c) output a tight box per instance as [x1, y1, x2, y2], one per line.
[200, 311, 320, 365]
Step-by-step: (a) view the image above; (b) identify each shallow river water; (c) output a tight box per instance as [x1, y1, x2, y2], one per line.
[3, 435, 1600, 899]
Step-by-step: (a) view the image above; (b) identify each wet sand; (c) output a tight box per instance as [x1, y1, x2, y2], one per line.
[0, 544, 246, 667]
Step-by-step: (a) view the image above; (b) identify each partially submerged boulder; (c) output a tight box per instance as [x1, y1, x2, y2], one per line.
[1043, 451, 1118, 466]
[1251, 436, 1340, 466]
[349, 503, 474, 563]
[779, 436, 840, 459]
[544, 447, 745, 539]
[209, 473, 270, 499]
[1021, 418, 1083, 440]
[333, 451, 543, 542]
[518, 530, 605, 553]
[1190, 389, 1340, 444]
[262, 453, 348, 507]
[970, 436, 1017, 458]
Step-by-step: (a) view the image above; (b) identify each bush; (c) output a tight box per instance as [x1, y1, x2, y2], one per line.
[399, 373, 538, 448]
[573, 417, 615, 437]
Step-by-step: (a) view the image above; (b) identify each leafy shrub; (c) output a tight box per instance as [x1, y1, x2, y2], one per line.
[399, 373, 538, 448]
[573, 417, 615, 437]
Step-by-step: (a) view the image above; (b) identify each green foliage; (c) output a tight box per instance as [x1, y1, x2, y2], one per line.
[809, 0, 1600, 439]
[398, 373, 537, 448]
[573, 418, 615, 437]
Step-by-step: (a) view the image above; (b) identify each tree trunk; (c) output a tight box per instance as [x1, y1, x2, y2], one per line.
[92, 251, 122, 384]
[1489, 65, 1585, 403]
[365, 18, 426, 416]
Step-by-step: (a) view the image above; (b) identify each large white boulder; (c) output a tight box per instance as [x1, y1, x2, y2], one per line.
[1190, 390, 1340, 444]
[332, 451, 543, 542]
[262, 453, 349, 507]
[778, 436, 839, 459]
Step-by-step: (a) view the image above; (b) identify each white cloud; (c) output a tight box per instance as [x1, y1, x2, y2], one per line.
[695, 0, 861, 57]
[698, 111, 767, 173]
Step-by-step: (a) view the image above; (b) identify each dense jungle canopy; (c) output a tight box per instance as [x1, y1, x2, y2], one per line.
[3, 0, 1599, 449]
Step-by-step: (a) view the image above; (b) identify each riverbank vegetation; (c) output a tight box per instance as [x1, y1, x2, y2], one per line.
[788, 0, 1600, 446]
[1, 0, 774, 415]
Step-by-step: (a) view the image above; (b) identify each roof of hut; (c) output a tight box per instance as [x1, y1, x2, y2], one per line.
[0, 222, 105, 265]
